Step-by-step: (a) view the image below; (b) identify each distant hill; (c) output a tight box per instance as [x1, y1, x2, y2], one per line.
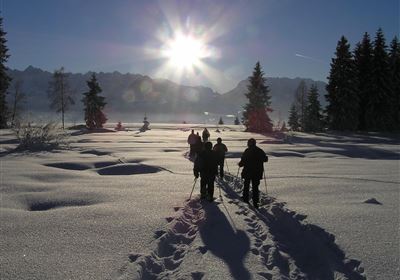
[7, 66, 327, 123]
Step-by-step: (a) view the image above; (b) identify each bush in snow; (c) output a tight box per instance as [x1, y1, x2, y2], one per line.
[12, 121, 68, 151]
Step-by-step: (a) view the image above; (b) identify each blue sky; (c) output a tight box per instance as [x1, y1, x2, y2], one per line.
[2, 0, 399, 92]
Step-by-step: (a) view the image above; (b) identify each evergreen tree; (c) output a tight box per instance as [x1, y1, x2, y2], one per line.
[367, 28, 392, 131]
[234, 115, 240, 125]
[354, 32, 374, 131]
[218, 116, 224, 125]
[82, 73, 107, 129]
[0, 17, 11, 128]
[304, 84, 323, 132]
[288, 103, 300, 131]
[326, 36, 359, 131]
[389, 36, 400, 130]
[47, 67, 75, 129]
[242, 62, 273, 133]
[294, 80, 308, 130]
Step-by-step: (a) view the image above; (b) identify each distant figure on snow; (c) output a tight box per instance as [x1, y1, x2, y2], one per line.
[193, 132, 203, 156]
[202, 128, 210, 142]
[213, 137, 228, 178]
[140, 115, 150, 132]
[187, 129, 198, 157]
[238, 138, 268, 209]
[194, 142, 218, 201]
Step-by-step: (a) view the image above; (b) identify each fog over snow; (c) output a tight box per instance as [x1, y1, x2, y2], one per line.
[1, 124, 399, 279]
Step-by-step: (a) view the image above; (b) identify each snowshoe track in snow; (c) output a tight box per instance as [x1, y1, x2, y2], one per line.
[118, 198, 206, 279]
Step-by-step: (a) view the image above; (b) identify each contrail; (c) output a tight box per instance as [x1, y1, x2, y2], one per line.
[295, 53, 327, 64]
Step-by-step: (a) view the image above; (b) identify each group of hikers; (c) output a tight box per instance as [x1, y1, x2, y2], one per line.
[187, 129, 268, 209]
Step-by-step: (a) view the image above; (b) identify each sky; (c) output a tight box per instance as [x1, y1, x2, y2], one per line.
[2, 0, 399, 93]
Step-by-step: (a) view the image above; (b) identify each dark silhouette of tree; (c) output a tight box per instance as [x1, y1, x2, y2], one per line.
[242, 62, 273, 133]
[0, 17, 11, 128]
[218, 117, 224, 125]
[326, 36, 359, 131]
[304, 84, 323, 132]
[288, 103, 300, 131]
[354, 32, 374, 131]
[294, 80, 308, 130]
[47, 67, 75, 129]
[234, 115, 240, 125]
[389, 36, 400, 130]
[82, 73, 107, 129]
[367, 28, 393, 131]
[9, 80, 26, 126]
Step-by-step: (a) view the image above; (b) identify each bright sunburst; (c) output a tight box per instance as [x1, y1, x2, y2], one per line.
[163, 33, 206, 69]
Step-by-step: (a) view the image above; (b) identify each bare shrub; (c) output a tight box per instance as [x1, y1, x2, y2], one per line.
[12, 121, 69, 151]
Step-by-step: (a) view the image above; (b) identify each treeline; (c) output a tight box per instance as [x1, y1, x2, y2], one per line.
[289, 28, 399, 132]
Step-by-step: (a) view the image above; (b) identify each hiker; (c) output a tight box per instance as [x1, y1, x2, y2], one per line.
[202, 128, 210, 142]
[193, 132, 203, 156]
[187, 129, 198, 157]
[194, 142, 218, 201]
[213, 137, 228, 178]
[238, 138, 268, 209]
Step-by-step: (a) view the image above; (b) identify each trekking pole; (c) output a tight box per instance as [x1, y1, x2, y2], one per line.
[263, 168, 268, 195]
[224, 158, 230, 173]
[189, 178, 198, 200]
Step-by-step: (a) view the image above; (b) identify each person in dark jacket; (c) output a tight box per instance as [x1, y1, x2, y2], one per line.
[193, 132, 203, 156]
[202, 128, 210, 142]
[187, 129, 197, 157]
[238, 138, 268, 209]
[213, 137, 228, 178]
[194, 142, 218, 201]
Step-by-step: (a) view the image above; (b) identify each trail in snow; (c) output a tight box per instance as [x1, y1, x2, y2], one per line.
[118, 164, 366, 279]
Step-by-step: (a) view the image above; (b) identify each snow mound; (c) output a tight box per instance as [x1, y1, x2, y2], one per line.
[96, 163, 162, 176]
[80, 149, 111, 156]
[45, 162, 92, 171]
[363, 198, 382, 205]
[28, 199, 99, 211]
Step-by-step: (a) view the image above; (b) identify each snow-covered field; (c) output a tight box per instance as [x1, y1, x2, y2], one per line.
[1, 124, 399, 280]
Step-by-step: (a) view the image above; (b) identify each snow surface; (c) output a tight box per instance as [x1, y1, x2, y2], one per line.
[0, 124, 399, 279]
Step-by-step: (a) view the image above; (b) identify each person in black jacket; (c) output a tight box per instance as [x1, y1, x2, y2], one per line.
[213, 137, 228, 178]
[194, 142, 218, 201]
[238, 138, 268, 209]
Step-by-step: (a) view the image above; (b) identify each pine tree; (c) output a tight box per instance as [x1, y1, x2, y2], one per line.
[304, 84, 323, 132]
[294, 80, 308, 130]
[47, 67, 75, 129]
[82, 73, 107, 129]
[242, 62, 273, 133]
[389, 36, 400, 130]
[288, 103, 300, 131]
[367, 28, 392, 131]
[218, 117, 224, 125]
[326, 36, 359, 131]
[354, 32, 374, 131]
[0, 17, 11, 128]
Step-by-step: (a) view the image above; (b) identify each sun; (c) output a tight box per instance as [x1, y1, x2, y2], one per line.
[163, 34, 206, 69]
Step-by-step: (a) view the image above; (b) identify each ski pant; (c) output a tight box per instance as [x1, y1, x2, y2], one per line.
[200, 175, 215, 199]
[243, 178, 260, 205]
[189, 144, 195, 157]
[217, 159, 225, 178]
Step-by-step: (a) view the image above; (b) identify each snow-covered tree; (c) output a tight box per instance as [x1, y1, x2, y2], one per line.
[82, 73, 107, 129]
[47, 67, 75, 129]
[0, 17, 11, 128]
[242, 61, 273, 133]
[326, 36, 359, 131]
